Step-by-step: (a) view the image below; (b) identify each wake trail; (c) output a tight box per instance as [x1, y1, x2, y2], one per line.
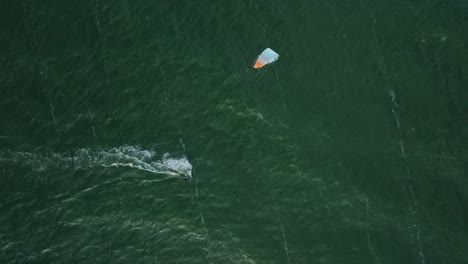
[191, 69, 266, 177]
[1, 146, 192, 180]
[86, 104, 98, 140]
[353, 185, 381, 264]
[186, 69, 265, 254]
[267, 176, 291, 264]
[280, 218, 291, 264]
[359, 0, 425, 261]
[366, 198, 381, 264]
[93, 0, 110, 85]
[269, 67, 293, 263]
[160, 67, 168, 103]
[177, 128, 186, 152]
[192, 141, 215, 229]
[390, 90, 425, 264]
[157, 63, 209, 246]
[274, 67, 288, 115]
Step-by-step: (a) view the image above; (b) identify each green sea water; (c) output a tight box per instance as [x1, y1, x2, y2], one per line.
[1, 0, 468, 263]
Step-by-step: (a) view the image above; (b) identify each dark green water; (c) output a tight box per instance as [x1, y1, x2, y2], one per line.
[1, 0, 468, 263]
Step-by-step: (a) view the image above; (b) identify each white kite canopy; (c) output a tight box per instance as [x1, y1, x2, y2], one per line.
[253, 48, 279, 69]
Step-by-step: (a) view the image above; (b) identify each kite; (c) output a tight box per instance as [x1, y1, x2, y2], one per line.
[253, 48, 279, 69]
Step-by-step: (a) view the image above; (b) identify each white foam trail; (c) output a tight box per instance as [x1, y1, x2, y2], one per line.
[366, 198, 382, 264]
[278, 210, 291, 264]
[274, 68, 289, 115]
[191, 152, 210, 240]
[101, 163, 177, 175]
[1, 146, 192, 178]
[93, 0, 110, 84]
[352, 185, 381, 264]
[358, 3, 426, 260]
[389, 90, 426, 264]
[160, 67, 168, 103]
[86, 107, 98, 140]
[178, 129, 186, 152]
[93, 0, 102, 35]
[268, 176, 291, 264]
[179, 138, 186, 152]
[49, 103, 56, 124]
[195, 175, 205, 225]
[91, 126, 98, 140]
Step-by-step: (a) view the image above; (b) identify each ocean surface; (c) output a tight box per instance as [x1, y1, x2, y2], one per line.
[1, 0, 468, 263]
